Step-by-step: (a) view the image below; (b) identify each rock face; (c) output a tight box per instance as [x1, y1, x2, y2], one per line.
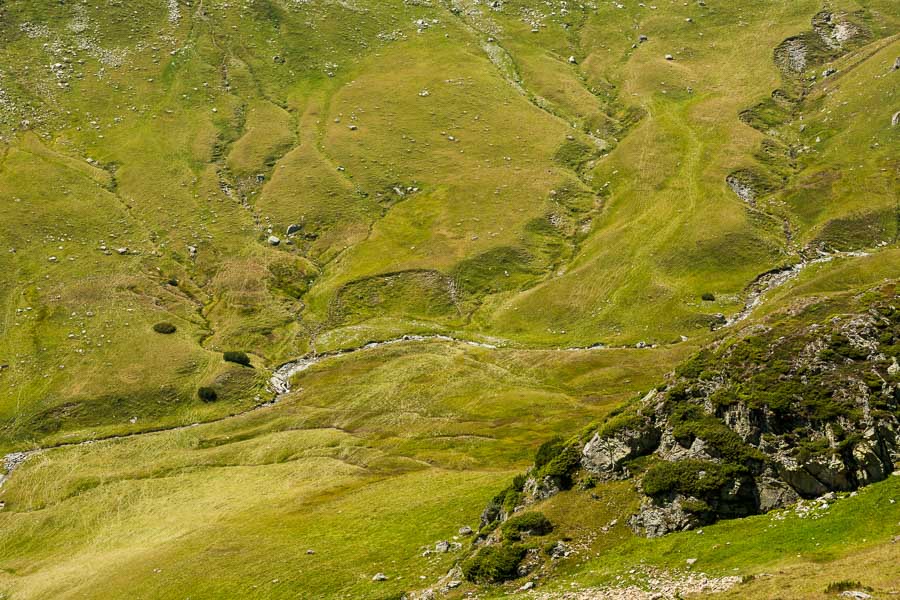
[621, 293, 900, 536]
[725, 172, 758, 205]
[775, 38, 808, 73]
[582, 420, 660, 478]
[495, 288, 900, 539]
[523, 474, 562, 501]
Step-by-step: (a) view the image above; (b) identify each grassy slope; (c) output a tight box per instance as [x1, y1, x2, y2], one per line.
[0, 0, 897, 598]
[0, 342, 688, 599]
[478, 473, 900, 599]
[0, 0, 896, 443]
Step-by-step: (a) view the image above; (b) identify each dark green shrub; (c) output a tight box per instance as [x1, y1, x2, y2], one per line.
[167, 277, 179, 286]
[598, 412, 644, 438]
[511, 473, 527, 492]
[152, 322, 177, 334]
[642, 459, 737, 497]
[680, 498, 711, 513]
[829, 335, 868, 361]
[701, 292, 716, 301]
[675, 349, 711, 380]
[483, 480, 526, 530]
[462, 544, 526, 583]
[539, 444, 581, 488]
[501, 489, 523, 514]
[198, 387, 218, 403]
[534, 436, 564, 470]
[501, 512, 553, 539]
[824, 580, 870, 594]
[223, 351, 252, 367]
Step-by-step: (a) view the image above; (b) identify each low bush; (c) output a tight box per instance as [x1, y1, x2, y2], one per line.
[501, 512, 553, 539]
[462, 544, 526, 583]
[680, 498, 711, 514]
[701, 292, 716, 302]
[198, 387, 218, 403]
[824, 580, 870, 594]
[223, 351, 251, 367]
[534, 436, 564, 470]
[152, 322, 177, 334]
[597, 412, 644, 438]
[669, 404, 764, 464]
[642, 459, 738, 497]
[538, 444, 581, 489]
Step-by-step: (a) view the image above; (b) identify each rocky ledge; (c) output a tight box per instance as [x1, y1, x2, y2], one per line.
[484, 285, 899, 537]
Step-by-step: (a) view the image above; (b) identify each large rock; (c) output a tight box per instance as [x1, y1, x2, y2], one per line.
[630, 497, 702, 537]
[523, 475, 561, 501]
[582, 425, 660, 477]
[756, 476, 800, 512]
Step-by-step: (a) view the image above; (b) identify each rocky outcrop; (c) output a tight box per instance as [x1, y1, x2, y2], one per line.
[582, 420, 660, 478]
[629, 497, 702, 537]
[626, 291, 900, 535]
[523, 474, 562, 502]
[725, 173, 758, 205]
[479, 287, 899, 539]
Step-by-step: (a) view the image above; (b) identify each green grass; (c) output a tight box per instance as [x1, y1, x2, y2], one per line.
[0, 0, 897, 597]
[0, 339, 684, 598]
[495, 474, 900, 598]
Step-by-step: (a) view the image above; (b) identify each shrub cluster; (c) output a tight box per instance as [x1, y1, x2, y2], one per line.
[597, 412, 645, 438]
[533, 436, 564, 471]
[152, 322, 177, 334]
[824, 580, 870, 594]
[669, 404, 764, 465]
[223, 351, 251, 367]
[642, 459, 740, 498]
[462, 544, 526, 583]
[501, 512, 553, 540]
[198, 387, 218, 403]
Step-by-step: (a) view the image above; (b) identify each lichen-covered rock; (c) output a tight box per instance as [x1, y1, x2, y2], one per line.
[629, 497, 702, 537]
[582, 424, 660, 477]
[608, 287, 898, 534]
[481, 286, 900, 541]
[523, 475, 562, 501]
[757, 476, 800, 512]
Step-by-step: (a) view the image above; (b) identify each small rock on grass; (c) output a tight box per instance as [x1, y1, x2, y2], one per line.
[372, 573, 388, 582]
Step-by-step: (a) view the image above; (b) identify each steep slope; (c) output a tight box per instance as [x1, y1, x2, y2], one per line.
[456, 281, 900, 597]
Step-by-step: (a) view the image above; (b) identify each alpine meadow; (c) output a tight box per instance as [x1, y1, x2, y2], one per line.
[0, 0, 898, 598]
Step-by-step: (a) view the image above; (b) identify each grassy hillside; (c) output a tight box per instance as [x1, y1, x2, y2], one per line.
[0, 0, 897, 598]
